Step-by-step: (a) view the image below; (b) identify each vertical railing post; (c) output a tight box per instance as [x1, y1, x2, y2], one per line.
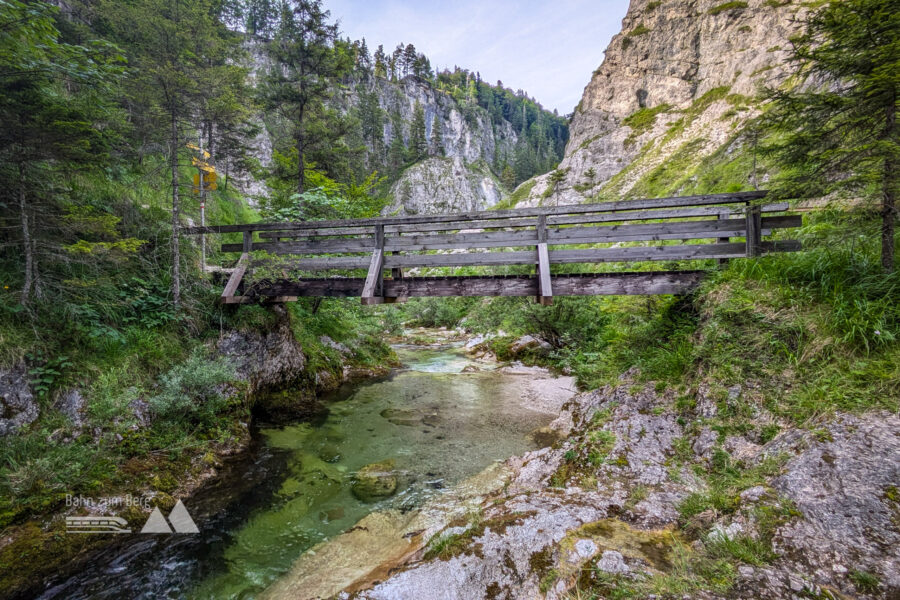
[745, 204, 762, 257]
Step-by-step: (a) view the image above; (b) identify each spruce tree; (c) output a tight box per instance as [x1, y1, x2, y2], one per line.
[763, 0, 899, 271]
[99, 0, 231, 309]
[260, 0, 346, 197]
[409, 101, 428, 162]
[0, 0, 122, 304]
[430, 114, 445, 156]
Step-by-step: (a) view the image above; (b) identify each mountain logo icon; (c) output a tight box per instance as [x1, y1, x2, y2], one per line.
[140, 500, 199, 534]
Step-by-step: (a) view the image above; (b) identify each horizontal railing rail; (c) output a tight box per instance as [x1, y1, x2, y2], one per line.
[181, 191, 801, 304]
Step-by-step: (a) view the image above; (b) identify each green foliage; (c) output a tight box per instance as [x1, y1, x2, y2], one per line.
[628, 24, 651, 36]
[708, 1, 749, 15]
[850, 570, 881, 594]
[761, 0, 899, 270]
[25, 353, 72, 399]
[147, 350, 236, 426]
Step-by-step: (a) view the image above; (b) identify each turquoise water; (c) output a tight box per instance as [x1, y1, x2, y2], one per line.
[36, 344, 554, 600]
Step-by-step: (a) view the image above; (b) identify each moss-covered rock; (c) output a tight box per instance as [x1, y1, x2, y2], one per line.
[351, 460, 399, 503]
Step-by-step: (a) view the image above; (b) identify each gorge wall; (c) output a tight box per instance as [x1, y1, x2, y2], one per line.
[517, 0, 806, 207]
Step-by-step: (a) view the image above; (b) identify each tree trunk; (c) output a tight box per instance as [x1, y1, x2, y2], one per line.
[206, 119, 215, 162]
[171, 110, 181, 310]
[296, 123, 305, 197]
[883, 99, 896, 273]
[18, 163, 33, 304]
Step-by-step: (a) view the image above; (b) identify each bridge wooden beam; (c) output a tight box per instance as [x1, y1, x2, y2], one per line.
[219, 252, 249, 303]
[183, 191, 770, 235]
[248, 271, 706, 299]
[361, 224, 385, 305]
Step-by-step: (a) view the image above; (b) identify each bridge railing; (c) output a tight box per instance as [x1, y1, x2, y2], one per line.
[182, 191, 801, 304]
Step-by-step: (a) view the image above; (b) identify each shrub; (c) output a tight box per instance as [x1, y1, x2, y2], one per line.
[147, 350, 236, 425]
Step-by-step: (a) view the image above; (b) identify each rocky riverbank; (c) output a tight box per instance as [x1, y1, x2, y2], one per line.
[331, 369, 899, 600]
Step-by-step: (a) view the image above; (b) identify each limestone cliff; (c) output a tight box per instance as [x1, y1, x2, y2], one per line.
[518, 0, 806, 207]
[385, 157, 503, 215]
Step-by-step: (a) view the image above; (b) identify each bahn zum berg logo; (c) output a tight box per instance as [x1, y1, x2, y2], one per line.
[65, 495, 199, 535]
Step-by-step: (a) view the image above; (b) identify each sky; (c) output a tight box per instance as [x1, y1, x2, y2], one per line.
[324, 0, 631, 115]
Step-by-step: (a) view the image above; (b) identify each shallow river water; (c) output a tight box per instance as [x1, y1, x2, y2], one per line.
[36, 343, 559, 599]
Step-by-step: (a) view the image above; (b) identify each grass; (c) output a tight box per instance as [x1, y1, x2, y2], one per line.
[708, 1, 749, 15]
[623, 104, 672, 139]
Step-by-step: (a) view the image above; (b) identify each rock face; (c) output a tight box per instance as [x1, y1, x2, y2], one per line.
[0, 363, 38, 436]
[386, 157, 502, 215]
[769, 412, 900, 595]
[344, 76, 517, 167]
[240, 51, 521, 214]
[216, 306, 306, 396]
[519, 0, 805, 206]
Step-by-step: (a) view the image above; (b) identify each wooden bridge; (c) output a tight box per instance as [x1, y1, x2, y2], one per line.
[182, 191, 801, 305]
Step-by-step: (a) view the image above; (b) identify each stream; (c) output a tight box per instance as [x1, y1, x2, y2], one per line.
[35, 341, 565, 599]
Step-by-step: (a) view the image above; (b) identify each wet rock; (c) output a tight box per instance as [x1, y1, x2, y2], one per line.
[464, 334, 490, 350]
[531, 426, 564, 448]
[54, 388, 85, 428]
[596, 550, 630, 574]
[460, 365, 480, 373]
[0, 362, 37, 436]
[352, 460, 399, 503]
[318, 443, 342, 463]
[315, 369, 340, 393]
[380, 408, 420, 427]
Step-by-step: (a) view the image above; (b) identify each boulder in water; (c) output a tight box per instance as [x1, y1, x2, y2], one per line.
[351, 460, 398, 502]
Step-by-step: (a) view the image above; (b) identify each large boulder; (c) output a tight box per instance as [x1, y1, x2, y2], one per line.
[217, 306, 306, 396]
[351, 460, 399, 503]
[0, 363, 38, 436]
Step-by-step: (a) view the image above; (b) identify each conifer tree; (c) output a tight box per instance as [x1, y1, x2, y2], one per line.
[430, 114, 445, 156]
[763, 0, 899, 271]
[409, 101, 428, 162]
[0, 0, 122, 304]
[373, 44, 386, 77]
[260, 0, 346, 197]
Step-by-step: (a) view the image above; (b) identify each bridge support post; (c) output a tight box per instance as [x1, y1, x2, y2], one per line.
[536, 214, 553, 305]
[745, 204, 762, 257]
[361, 224, 385, 305]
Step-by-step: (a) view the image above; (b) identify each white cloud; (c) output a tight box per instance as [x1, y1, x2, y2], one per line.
[325, 0, 628, 114]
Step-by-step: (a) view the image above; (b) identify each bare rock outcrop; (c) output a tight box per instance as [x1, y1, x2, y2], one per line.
[0, 362, 38, 436]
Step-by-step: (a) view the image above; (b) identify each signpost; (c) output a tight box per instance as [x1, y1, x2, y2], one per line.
[187, 142, 217, 270]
